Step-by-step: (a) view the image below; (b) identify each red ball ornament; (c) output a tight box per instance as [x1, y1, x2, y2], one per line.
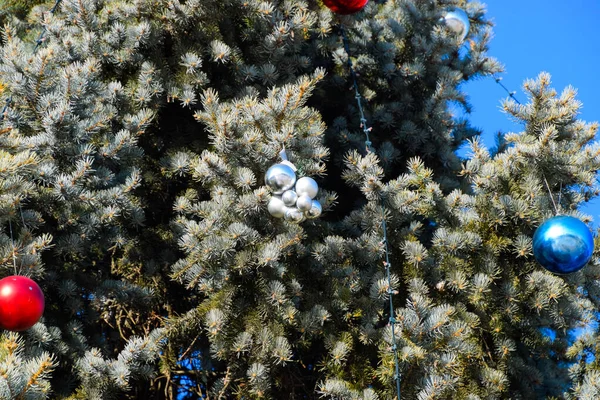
[0, 276, 44, 331]
[322, 0, 368, 15]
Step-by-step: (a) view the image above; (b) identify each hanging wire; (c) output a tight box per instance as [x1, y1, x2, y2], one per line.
[496, 74, 561, 214]
[558, 182, 563, 206]
[543, 175, 560, 215]
[494, 76, 521, 105]
[0, 0, 63, 123]
[494, 75, 573, 217]
[340, 27, 373, 152]
[493, 73, 566, 215]
[19, 204, 27, 228]
[340, 26, 402, 400]
[493, 72, 576, 234]
[7, 219, 17, 275]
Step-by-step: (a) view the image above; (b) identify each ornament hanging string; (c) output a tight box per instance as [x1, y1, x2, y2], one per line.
[340, 26, 402, 399]
[7, 209, 29, 276]
[7, 219, 17, 275]
[542, 175, 560, 215]
[491, 78, 569, 215]
[0, 0, 63, 122]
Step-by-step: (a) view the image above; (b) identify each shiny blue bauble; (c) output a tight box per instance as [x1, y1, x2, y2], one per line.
[532, 215, 594, 274]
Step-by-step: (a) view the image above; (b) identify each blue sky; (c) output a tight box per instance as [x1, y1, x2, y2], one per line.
[462, 1, 600, 224]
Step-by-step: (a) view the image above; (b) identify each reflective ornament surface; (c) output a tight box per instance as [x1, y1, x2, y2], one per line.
[284, 207, 304, 223]
[307, 200, 322, 219]
[442, 7, 470, 42]
[265, 164, 296, 195]
[295, 177, 319, 199]
[296, 194, 313, 212]
[0, 276, 45, 331]
[322, 0, 368, 15]
[282, 190, 298, 207]
[267, 196, 287, 218]
[533, 215, 594, 274]
[265, 154, 322, 223]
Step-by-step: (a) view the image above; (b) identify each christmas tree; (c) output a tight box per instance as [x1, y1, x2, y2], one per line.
[0, 0, 599, 398]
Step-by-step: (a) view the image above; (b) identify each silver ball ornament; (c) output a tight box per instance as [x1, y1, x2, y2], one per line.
[265, 164, 297, 195]
[296, 194, 313, 212]
[267, 196, 287, 219]
[295, 177, 319, 199]
[306, 200, 322, 219]
[282, 190, 299, 207]
[284, 207, 304, 223]
[442, 7, 470, 42]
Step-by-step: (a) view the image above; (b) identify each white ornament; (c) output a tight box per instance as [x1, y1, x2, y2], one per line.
[282, 190, 299, 207]
[295, 177, 319, 199]
[267, 196, 287, 218]
[296, 194, 313, 212]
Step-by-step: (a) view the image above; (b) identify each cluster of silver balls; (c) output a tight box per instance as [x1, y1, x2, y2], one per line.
[265, 159, 321, 223]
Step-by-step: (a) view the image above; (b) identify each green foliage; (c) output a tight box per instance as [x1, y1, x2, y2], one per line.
[0, 332, 56, 399]
[0, 0, 599, 399]
[0, 0, 44, 19]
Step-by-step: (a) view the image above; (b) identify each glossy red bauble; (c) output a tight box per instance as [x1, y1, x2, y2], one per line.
[322, 0, 368, 15]
[0, 276, 44, 331]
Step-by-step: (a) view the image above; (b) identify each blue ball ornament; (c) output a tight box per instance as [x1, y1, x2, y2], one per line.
[532, 215, 594, 274]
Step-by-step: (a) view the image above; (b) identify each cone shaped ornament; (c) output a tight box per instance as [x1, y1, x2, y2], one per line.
[442, 7, 470, 42]
[532, 215, 594, 274]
